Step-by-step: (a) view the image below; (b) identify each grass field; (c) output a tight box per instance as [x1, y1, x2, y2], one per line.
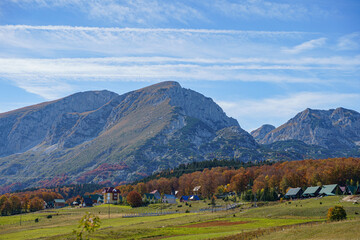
[0, 196, 359, 239]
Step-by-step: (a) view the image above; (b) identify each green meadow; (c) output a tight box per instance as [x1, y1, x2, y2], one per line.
[0, 196, 359, 239]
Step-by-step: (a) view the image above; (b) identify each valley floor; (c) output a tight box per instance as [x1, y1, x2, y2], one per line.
[0, 196, 359, 239]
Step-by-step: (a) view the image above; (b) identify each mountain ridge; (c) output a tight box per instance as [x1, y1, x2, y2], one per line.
[0, 82, 359, 193]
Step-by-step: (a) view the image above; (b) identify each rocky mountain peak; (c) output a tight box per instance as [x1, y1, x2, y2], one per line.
[251, 124, 276, 141]
[259, 107, 360, 150]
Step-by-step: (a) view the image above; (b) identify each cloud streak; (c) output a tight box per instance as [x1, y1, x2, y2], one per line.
[283, 38, 327, 54]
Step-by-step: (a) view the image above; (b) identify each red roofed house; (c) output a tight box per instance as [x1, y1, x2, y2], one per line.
[103, 187, 121, 204]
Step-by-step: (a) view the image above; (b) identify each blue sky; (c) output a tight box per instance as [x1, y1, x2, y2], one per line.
[0, 0, 359, 131]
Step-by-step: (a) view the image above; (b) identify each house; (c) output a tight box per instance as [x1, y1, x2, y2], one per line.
[284, 187, 303, 199]
[54, 199, 66, 208]
[319, 184, 341, 196]
[348, 185, 360, 195]
[162, 194, 177, 204]
[339, 186, 351, 195]
[102, 187, 121, 204]
[302, 186, 321, 198]
[82, 197, 93, 207]
[149, 190, 161, 200]
[189, 195, 200, 201]
[180, 196, 189, 202]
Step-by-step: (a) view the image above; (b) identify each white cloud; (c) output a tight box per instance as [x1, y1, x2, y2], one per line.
[212, 0, 325, 20]
[337, 33, 360, 50]
[217, 92, 360, 131]
[283, 38, 327, 54]
[8, 0, 204, 26]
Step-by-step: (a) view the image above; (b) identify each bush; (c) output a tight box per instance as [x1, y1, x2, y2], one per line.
[126, 191, 143, 208]
[327, 205, 347, 221]
[185, 209, 190, 213]
[47, 215, 52, 219]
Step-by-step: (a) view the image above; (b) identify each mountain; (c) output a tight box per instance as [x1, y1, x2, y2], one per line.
[257, 108, 360, 150]
[0, 81, 257, 192]
[250, 124, 275, 141]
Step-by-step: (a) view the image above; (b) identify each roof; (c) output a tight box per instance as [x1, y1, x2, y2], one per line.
[193, 186, 201, 192]
[319, 184, 338, 195]
[144, 193, 156, 199]
[54, 199, 65, 203]
[83, 197, 93, 205]
[189, 195, 200, 200]
[285, 187, 302, 196]
[102, 187, 120, 193]
[303, 186, 321, 195]
[348, 186, 359, 194]
[180, 196, 189, 201]
[163, 194, 176, 199]
[150, 190, 159, 194]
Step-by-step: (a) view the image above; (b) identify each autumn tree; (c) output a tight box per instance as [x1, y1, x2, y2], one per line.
[10, 195, 22, 214]
[126, 191, 142, 207]
[29, 197, 44, 212]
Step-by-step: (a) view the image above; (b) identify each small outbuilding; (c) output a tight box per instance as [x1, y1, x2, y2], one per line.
[180, 196, 189, 202]
[82, 197, 93, 207]
[284, 187, 303, 199]
[162, 194, 177, 204]
[149, 190, 161, 200]
[54, 199, 66, 208]
[302, 186, 321, 198]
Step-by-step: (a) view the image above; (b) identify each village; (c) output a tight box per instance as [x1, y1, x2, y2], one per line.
[47, 183, 360, 210]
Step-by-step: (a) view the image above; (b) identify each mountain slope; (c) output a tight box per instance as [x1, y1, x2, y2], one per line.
[0, 81, 257, 191]
[258, 108, 360, 150]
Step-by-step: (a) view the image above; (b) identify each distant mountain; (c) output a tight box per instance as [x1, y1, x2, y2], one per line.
[1, 83, 359, 193]
[250, 124, 275, 141]
[0, 81, 258, 192]
[257, 108, 360, 150]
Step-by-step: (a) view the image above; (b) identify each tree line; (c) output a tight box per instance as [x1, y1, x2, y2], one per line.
[117, 157, 360, 200]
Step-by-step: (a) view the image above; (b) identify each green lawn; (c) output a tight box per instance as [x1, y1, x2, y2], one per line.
[0, 196, 359, 239]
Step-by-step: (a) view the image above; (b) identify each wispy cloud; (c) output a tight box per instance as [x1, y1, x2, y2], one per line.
[217, 92, 360, 131]
[212, 0, 327, 20]
[283, 38, 327, 54]
[1, 56, 358, 100]
[337, 32, 360, 50]
[8, 0, 204, 26]
[6, 0, 330, 25]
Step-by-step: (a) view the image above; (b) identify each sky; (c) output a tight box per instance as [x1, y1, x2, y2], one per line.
[0, 0, 359, 131]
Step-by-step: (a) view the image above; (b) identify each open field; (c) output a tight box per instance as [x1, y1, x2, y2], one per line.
[0, 196, 359, 239]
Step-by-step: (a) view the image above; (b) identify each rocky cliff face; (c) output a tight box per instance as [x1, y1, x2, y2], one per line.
[0, 90, 118, 157]
[250, 124, 275, 141]
[0, 81, 257, 192]
[258, 108, 360, 150]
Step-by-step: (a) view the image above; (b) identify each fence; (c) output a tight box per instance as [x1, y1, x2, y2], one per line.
[122, 203, 241, 218]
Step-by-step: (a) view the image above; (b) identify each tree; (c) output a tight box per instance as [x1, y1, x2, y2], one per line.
[327, 205, 347, 221]
[126, 191, 142, 208]
[28, 197, 44, 212]
[0, 198, 12, 216]
[74, 212, 101, 240]
[10, 195, 22, 214]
